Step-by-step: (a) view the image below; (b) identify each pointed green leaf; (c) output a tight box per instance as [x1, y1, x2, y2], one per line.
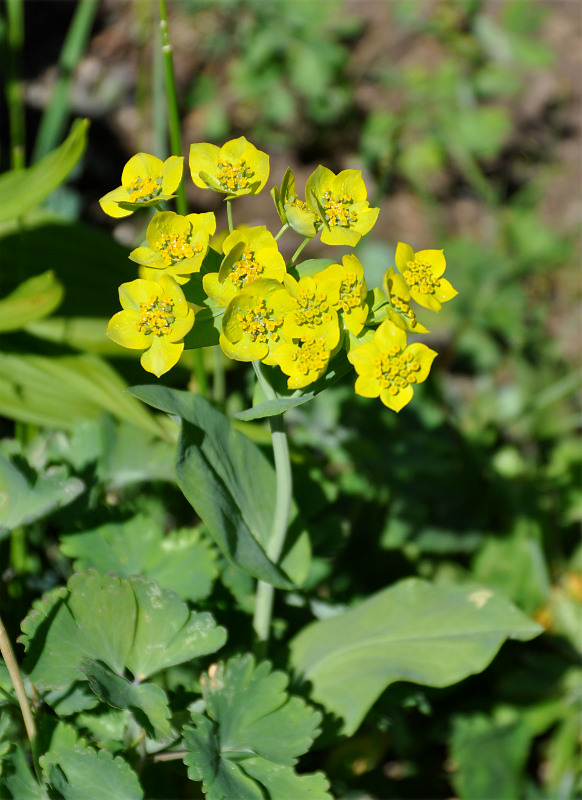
[40, 745, 143, 800]
[183, 654, 330, 800]
[0, 119, 89, 223]
[0, 271, 64, 332]
[290, 578, 543, 736]
[81, 659, 172, 741]
[60, 515, 218, 602]
[128, 386, 309, 588]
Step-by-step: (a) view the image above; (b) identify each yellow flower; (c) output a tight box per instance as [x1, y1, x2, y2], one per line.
[219, 278, 293, 363]
[271, 336, 331, 389]
[99, 153, 184, 219]
[283, 272, 341, 350]
[129, 211, 216, 284]
[395, 242, 457, 312]
[189, 136, 269, 198]
[271, 168, 319, 238]
[203, 226, 286, 306]
[305, 166, 379, 246]
[317, 254, 369, 336]
[106, 275, 194, 377]
[348, 318, 437, 412]
[382, 267, 430, 333]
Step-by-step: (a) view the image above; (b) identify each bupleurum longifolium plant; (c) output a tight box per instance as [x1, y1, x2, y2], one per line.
[99, 136, 457, 412]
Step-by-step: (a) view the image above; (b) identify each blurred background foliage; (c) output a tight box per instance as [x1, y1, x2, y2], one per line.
[0, 0, 580, 798]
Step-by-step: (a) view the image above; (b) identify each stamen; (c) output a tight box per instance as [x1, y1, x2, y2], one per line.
[128, 174, 162, 203]
[403, 259, 441, 295]
[215, 158, 255, 192]
[135, 294, 175, 336]
[236, 297, 283, 343]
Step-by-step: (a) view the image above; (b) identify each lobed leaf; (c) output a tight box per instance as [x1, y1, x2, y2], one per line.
[40, 745, 143, 800]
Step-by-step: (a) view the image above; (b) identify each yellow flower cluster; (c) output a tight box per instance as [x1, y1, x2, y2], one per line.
[101, 137, 456, 408]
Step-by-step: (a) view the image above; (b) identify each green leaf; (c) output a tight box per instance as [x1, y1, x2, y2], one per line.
[81, 659, 172, 740]
[20, 571, 227, 691]
[60, 515, 218, 603]
[40, 745, 143, 800]
[0, 353, 166, 436]
[0, 271, 64, 332]
[290, 578, 543, 736]
[183, 654, 331, 800]
[0, 119, 89, 224]
[0, 455, 84, 536]
[3, 745, 49, 800]
[128, 385, 310, 588]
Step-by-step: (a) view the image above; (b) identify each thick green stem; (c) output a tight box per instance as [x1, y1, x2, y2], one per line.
[287, 236, 310, 267]
[0, 611, 36, 745]
[4, 0, 25, 169]
[252, 362, 293, 657]
[226, 199, 234, 233]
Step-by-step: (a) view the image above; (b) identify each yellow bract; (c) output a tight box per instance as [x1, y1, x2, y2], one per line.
[348, 319, 437, 412]
[129, 211, 216, 284]
[305, 166, 379, 246]
[189, 137, 269, 198]
[318, 254, 369, 336]
[272, 336, 331, 389]
[106, 274, 194, 377]
[271, 168, 319, 238]
[395, 242, 457, 312]
[284, 272, 341, 350]
[382, 267, 430, 333]
[99, 153, 184, 219]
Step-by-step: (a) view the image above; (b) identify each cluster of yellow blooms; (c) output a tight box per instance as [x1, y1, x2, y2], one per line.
[100, 137, 457, 411]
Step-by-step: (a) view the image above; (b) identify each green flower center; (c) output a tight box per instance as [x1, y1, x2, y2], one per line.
[159, 232, 202, 266]
[290, 337, 328, 375]
[236, 297, 283, 343]
[373, 344, 421, 395]
[403, 260, 441, 295]
[229, 248, 263, 288]
[292, 286, 332, 329]
[128, 174, 162, 203]
[322, 192, 357, 228]
[339, 270, 362, 312]
[136, 295, 175, 336]
[215, 159, 255, 192]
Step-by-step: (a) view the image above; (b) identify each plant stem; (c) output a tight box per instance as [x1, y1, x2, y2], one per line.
[0, 611, 36, 745]
[251, 362, 293, 658]
[226, 199, 234, 233]
[158, 0, 207, 396]
[274, 223, 289, 241]
[4, 0, 25, 169]
[287, 236, 310, 267]
[158, 0, 186, 216]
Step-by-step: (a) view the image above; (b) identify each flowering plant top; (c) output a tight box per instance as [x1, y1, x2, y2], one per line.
[100, 138, 457, 412]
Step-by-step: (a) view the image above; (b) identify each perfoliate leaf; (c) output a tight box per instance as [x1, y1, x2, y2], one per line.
[128, 386, 310, 588]
[60, 515, 218, 603]
[290, 578, 543, 736]
[40, 745, 143, 800]
[20, 571, 227, 691]
[183, 654, 330, 800]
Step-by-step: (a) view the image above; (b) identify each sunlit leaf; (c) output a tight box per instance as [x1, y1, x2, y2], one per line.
[0, 271, 64, 332]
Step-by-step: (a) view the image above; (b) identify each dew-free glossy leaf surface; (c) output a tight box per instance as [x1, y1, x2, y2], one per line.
[0, 271, 64, 332]
[40, 745, 143, 800]
[290, 578, 543, 735]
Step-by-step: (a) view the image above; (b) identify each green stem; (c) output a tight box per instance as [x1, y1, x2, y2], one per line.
[251, 362, 293, 658]
[4, 0, 25, 169]
[226, 199, 234, 233]
[274, 223, 289, 241]
[31, 0, 98, 162]
[287, 236, 310, 267]
[158, 0, 186, 216]
[0, 611, 36, 746]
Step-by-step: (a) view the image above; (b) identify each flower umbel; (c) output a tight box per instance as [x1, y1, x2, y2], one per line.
[272, 336, 331, 389]
[106, 275, 194, 377]
[189, 136, 269, 198]
[99, 153, 184, 219]
[306, 166, 379, 246]
[348, 319, 437, 412]
[318, 254, 369, 336]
